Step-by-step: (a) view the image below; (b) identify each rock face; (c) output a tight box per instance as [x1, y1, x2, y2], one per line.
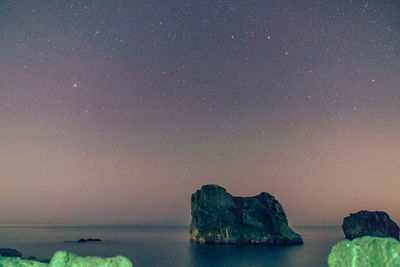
[189, 184, 302, 245]
[0, 250, 132, 267]
[328, 236, 400, 267]
[342, 210, 399, 240]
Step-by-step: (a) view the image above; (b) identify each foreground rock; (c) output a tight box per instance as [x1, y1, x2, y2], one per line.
[0, 250, 132, 267]
[50, 251, 132, 266]
[342, 210, 399, 240]
[328, 236, 400, 266]
[190, 184, 302, 245]
[0, 257, 48, 267]
[0, 248, 22, 257]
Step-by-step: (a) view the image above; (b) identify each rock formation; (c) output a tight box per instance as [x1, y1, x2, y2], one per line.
[189, 184, 302, 245]
[328, 236, 400, 266]
[0, 250, 132, 267]
[342, 210, 399, 240]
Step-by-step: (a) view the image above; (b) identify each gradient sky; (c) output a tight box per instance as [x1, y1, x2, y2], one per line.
[1, 0, 400, 226]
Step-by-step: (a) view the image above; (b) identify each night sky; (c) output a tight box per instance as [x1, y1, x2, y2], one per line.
[1, 0, 400, 226]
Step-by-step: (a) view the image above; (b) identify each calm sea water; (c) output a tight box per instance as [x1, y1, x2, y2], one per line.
[0, 226, 343, 266]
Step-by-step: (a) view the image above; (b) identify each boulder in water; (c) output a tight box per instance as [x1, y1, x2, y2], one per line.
[342, 210, 399, 240]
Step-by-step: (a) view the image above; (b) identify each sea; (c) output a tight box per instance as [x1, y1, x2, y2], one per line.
[0, 226, 343, 266]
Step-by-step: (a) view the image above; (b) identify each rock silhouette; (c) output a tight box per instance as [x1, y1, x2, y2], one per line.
[342, 210, 399, 240]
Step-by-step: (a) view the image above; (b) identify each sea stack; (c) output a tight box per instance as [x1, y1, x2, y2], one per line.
[189, 184, 303, 245]
[342, 210, 399, 240]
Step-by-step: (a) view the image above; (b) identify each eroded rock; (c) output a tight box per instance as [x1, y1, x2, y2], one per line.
[189, 184, 302, 245]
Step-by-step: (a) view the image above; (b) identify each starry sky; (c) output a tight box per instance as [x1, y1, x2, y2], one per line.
[1, 0, 400, 226]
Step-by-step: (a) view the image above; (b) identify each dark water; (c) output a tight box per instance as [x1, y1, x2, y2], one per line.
[0, 226, 343, 266]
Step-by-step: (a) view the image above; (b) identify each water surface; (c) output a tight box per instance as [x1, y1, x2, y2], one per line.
[0, 226, 343, 266]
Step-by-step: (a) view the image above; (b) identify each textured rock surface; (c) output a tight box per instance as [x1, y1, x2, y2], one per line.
[0, 251, 132, 267]
[190, 184, 302, 245]
[328, 236, 400, 267]
[342, 210, 399, 240]
[50, 251, 132, 267]
[0, 257, 49, 267]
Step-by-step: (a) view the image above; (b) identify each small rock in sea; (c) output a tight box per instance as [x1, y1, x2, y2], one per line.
[328, 236, 400, 266]
[0, 248, 22, 257]
[77, 238, 102, 243]
[65, 238, 102, 243]
[190, 184, 303, 245]
[342, 210, 399, 240]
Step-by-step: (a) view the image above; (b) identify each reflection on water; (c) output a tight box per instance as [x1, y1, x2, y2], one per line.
[189, 226, 343, 267]
[0, 226, 343, 266]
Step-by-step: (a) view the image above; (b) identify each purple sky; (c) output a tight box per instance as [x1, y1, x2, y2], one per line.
[1, 0, 400, 226]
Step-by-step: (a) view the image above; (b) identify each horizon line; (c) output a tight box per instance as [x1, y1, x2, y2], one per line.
[0, 224, 341, 228]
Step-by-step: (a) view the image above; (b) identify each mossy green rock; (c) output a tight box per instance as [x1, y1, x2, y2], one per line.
[328, 236, 400, 267]
[0, 256, 48, 267]
[50, 251, 132, 267]
[0, 251, 132, 267]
